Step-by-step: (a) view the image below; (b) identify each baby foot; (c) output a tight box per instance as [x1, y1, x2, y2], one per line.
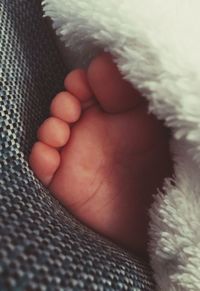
[29, 53, 172, 255]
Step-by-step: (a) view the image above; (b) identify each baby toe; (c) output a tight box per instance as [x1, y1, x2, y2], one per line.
[37, 117, 70, 148]
[29, 141, 60, 186]
[64, 69, 93, 102]
[50, 91, 81, 123]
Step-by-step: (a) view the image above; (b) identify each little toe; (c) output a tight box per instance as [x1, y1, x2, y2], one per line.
[64, 69, 93, 102]
[37, 117, 70, 148]
[50, 91, 81, 123]
[29, 141, 60, 186]
[87, 53, 143, 114]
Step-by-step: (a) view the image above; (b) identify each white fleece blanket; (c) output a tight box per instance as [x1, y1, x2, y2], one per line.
[42, 1, 200, 290]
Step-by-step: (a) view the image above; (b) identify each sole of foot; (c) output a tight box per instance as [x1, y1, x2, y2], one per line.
[29, 53, 172, 255]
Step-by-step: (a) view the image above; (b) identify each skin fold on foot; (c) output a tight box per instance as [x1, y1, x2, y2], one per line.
[29, 53, 172, 256]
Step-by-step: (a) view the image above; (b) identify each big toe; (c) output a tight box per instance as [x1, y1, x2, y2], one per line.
[87, 53, 143, 113]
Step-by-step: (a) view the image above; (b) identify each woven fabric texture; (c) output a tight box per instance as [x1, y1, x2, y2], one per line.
[0, 0, 155, 289]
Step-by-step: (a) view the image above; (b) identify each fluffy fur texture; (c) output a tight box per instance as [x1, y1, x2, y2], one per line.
[42, 0, 200, 290]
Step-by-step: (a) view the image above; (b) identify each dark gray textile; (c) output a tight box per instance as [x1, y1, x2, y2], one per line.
[0, 0, 155, 289]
